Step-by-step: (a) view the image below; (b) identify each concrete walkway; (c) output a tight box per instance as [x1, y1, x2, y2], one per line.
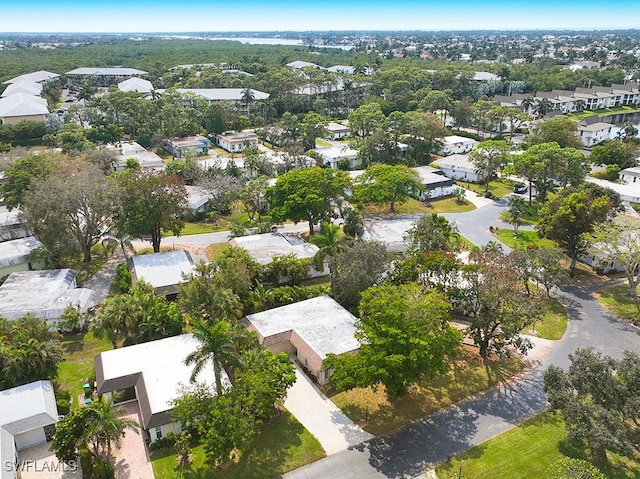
[284, 365, 373, 455]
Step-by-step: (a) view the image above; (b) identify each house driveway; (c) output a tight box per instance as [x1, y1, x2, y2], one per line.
[18, 442, 82, 479]
[112, 401, 154, 479]
[284, 364, 373, 455]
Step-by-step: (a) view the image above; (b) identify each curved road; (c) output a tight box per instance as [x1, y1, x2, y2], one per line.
[281, 198, 640, 479]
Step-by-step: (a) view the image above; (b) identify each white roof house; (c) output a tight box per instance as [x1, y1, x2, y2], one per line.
[362, 217, 416, 253]
[229, 232, 319, 267]
[117, 77, 154, 93]
[0, 269, 93, 325]
[66, 67, 148, 77]
[286, 61, 325, 70]
[95, 334, 227, 441]
[437, 135, 479, 156]
[130, 250, 196, 296]
[412, 166, 456, 199]
[164, 88, 270, 102]
[0, 93, 48, 124]
[433, 154, 487, 183]
[185, 185, 213, 212]
[1, 81, 43, 98]
[312, 145, 360, 169]
[3, 71, 60, 85]
[105, 141, 166, 170]
[0, 380, 60, 479]
[325, 122, 351, 139]
[244, 295, 359, 384]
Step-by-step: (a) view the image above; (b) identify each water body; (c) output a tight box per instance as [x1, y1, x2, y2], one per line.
[599, 111, 640, 139]
[210, 37, 354, 49]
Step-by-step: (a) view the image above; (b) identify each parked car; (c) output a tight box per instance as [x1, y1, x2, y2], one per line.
[513, 183, 527, 194]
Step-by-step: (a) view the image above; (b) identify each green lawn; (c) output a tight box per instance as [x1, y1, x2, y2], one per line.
[495, 228, 557, 250]
[435, 411, 640, 479]
[329, 346, 523, 436]
[181, 222, 220, 235]
[499, 202, 540, 226]
[594, 285, 640, 324]
[56, 332, 113, 408]
[527, 297, 568, 340]
[150, 410, 325, 479]
[359, 196, 475, 216]
[566, 105, 640, 120]
[205, 242, 231, 261]
[315, 138, 332, 147]
[457, 178, 517, 199]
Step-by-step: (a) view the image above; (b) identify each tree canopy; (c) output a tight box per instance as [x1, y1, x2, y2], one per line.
[353, 164, 422, 212]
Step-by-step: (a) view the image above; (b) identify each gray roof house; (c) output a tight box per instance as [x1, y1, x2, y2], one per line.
[0, 93, 48, 125]
[130, 250, 196, 296]
[117, 77, 154, 93]
[0, 236, 43, 277]
[162, 88, 270, 102]
[2, 71, 60, 85]
[0, 380, 60, 479]
[244, 295, 359, 384]
[0, 269, 93, 326]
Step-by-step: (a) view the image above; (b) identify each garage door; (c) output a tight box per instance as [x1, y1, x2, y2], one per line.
[15, 428, 46, 450]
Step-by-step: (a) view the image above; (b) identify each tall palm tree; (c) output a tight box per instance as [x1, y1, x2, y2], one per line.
[241, 87, 255, 116]
[310, 221, 350, 294]
[185, 320, 243, 395]
[534, 98, 553, 118]
[85, 394, 139, 461]
[91, 295, 131, 348]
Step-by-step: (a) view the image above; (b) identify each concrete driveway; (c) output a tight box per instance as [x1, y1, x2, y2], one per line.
[284, 365, 373, 455]
[18, 442, 82, 479]
[112, 401, 154, 479]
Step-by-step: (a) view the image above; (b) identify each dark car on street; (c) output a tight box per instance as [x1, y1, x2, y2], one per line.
[513, 183, 527, 194]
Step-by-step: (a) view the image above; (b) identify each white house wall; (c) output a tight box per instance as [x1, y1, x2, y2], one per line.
[14, 428, 46, 451]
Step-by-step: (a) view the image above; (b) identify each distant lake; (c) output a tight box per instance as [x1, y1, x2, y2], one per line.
[603, 111, 640, 139]
[210, 37, 354, 50]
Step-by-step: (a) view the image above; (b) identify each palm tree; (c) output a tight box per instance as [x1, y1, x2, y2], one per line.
[101, 228, 136, 260]
[241, 87, 255, 116]
[310, 221, 350, 294]
[91, 295, 130, 348]
[506, 196, 527, 235]
[520, 97, 535, 115]
[85, 394, 139, 461]
[534, 98, 553, 118]
[573, 99, 586, 113]
[185, 320, 243, 395]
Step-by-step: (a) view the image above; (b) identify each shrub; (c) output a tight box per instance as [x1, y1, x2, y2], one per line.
[56, 398, 71, 416]
[115, 263, 131, 293]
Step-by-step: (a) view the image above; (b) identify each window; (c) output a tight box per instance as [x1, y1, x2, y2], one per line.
[155, 426, 162, 440]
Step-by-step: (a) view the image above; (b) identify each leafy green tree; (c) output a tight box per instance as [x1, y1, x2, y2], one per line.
[300, 111, 328, 151]
[326, 283, 462, 397]
[22, 162, 120, 263]
[116, 169, 188, 252]
[348, 102, 386, 138]
[265, 253, 309, 286]
[543, 348, 640, 463]
[0, 315, 63, 390]
[238, 175, 269, 221]
[585, 217, 640, 297]
[590, 140, 639, 170]
[460, 251, 546, 359]
[506, 195, 527, 235]
[91, 295, 128, 349]
[469, 140, 512, 192]
[341, 206, 364, 239]
[525, 116, 583, 149]
[266, 167, 351, 235]
[353, 164, 422, 213]
[408, 213, 459, 252]
[387, 250, 461, 292]
[545, 457, 606, 479]
[332, 241, 392, 309]
[537, 184, 622, 271]
[1, 152, 57, 210]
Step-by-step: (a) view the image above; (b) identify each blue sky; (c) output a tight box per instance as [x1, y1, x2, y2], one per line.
[1, 0, 639, 32]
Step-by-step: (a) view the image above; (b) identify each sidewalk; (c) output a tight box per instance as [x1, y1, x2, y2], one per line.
[284, 365, 373, 455]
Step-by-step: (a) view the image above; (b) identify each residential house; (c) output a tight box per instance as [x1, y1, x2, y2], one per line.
[577, 116, 613, 147]
[286, 61, 325, 70]
[620, 166, 640, 185]
[215, 131, 259, 153]
[162, 88, 269, 103]
[2, 71, 59, 86]
[312, 145, 360, 169]
[229, 232, 328, 280]
[433, 154, 488, 183]
[106, 141, 166, 170]
[95, 334, 227, 444]
[244, 295, 359, 384]
[185, 185, 213, 213]
[167, 135, 211, 158]
[325, 122, 350, 140]
[129, 250, 196, 297]
[0, 381, 61, 479]
[412, 166, 456, 200]
[1, 81, 42, 98]
[0, 269, 93, 328]
[437, 135, 479, 156]
[362, 217, 416, 253]
[0, 236, 44, 277]
[0, 209, 29, 242]
[117, 77, 154, 93]
[65, 67, 148, 86]
[0, 93, 48, 125]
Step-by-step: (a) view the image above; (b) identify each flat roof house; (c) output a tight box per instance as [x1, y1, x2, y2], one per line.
[0, 236, 43, 277]
[95, 334, 226, 444]
[215, 131, 258, 153]
[312, 145, 360, 169]
[437, 135, 479, 156]
[244, 295, 359, 384]
[433, 154, 488, 184]
[620, 166, 640, 185]
[164, 88, 270, 103]
[0, 380, 61, 479]
[412, 166, 456, 200]
[106, 141, 166, 170]
[0, 269, 93, 327]
[130, 250, 196, 296]
[166, 135, 211, 158]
